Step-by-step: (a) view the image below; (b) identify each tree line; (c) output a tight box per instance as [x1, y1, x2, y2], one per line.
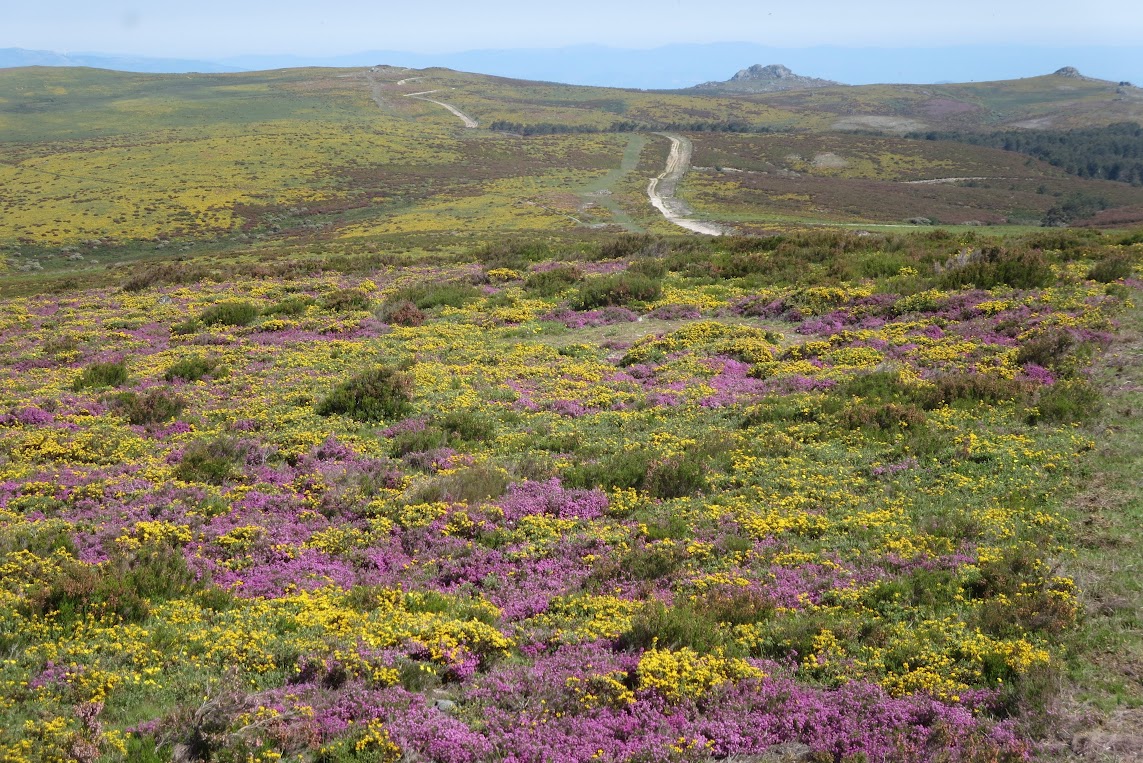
[488, 120, 781, 136]
[911, 122, 1143, 186]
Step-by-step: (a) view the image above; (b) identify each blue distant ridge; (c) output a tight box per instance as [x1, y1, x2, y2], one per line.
[3, 44, 1140, 89]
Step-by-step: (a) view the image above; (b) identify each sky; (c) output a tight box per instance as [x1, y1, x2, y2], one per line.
[6, 0, 1143, 58]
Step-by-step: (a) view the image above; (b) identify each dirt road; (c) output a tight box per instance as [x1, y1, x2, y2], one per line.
[403, 90, 478, 129]
[647, 133, 724, 236]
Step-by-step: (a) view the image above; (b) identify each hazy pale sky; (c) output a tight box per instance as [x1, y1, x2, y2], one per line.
[6, 0, 1143, 57]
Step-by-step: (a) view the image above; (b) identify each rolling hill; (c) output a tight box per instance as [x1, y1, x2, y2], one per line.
[1, 62, 1142, 282]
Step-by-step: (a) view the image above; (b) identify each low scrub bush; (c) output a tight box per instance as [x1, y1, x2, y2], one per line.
[263, 295, 316, 316]
[72, 360, 128, 390]
[839, 371, 926, 405]
[388, 282, 481, 310]
[573, 272, 662, 309]
[695, 586, 776, 626]
[523, 266, 582, 296]
[476, 239, 556, 269]
[598, 234, 659, 260]
[1027, 379, 1102, 424]
[316, 366, 413, 423]
[840, 402, 928, 432]
[563, 450, 650, 490]
[109, 388, 186, 425]
[121, 262, 208, 292]
[932, 372, 1029, 406]
[1087, 254, 1134, 283]
[164, 355, 222, 382]
[645, 454, 707, 499]
[1016, 329, 1086, 375]
[175, 437, 245, 485]
[618, 601, 728, 654]
[199, 300, 260, 327]
[439, 410, 496, 443]
[627, 258, 668, 280]
[20, 544, 199, 625]
[411, 464, 510, 504]
[938, 246, 1054, 290]
[320, 288, 372, 312]
[390, 427, 449, 457]
[171, 318, 201, 335]
[376, 299, 425, 327]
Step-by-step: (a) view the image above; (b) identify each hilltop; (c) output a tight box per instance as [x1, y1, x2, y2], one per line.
[690, 63, 842, 93]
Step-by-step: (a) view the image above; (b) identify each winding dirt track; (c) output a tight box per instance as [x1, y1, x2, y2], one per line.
[402, 90, 478, 129]
[647, 133, 723, 235]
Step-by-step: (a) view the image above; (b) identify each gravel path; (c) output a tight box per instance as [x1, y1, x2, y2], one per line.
[647, 133, 724, 235]
[403, 90, 478, 129]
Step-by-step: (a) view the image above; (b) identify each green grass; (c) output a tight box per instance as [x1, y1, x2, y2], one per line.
[1043, 289, 1143, 759]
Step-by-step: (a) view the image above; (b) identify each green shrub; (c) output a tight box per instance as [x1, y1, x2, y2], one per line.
[839, 371, 928, 405]
[573, 272, 662, 309]
[694, 586, 775, 626]
[73, 360, 128, 390]
[938, 247, 1054, 290]
[320, 288, 372, 312]
[840, 370, 1026, 410]
[840, 402, 927, 432]
[1016, 329, 1082, 374]
[438, 410, 496, 443]
[411, 464, 510, 503]
[598, 234, 659, 260]
[1027, 379, 1101, 424]
[858, 250, 909, 278]
[932, 372, 1028, 406]
[20, 544, 199, 625]
[389, 282, 481, 310]
[165, 354, 221, 382]
[563, 450, 650, 490]
[476, 239, 556, 269]
[121, 262, 208, 293]
[263, 295, 316, 316]
[175, 437, 245, 485]
[627, 258, 667, 280]
[1087, 254, 1133, 283]
[645, 454, 707, 499]
[618, 601, 727, 654]
[316, 366, 413, 422]
[110, 388, 186, 425]
[390, 426, 449, 457]
[523, 266, 582, 296]
[171, 318, 201, 335]
[376, 299, 425, 327]
[42, 334, 80, 357]
[199, 300, 260, 327]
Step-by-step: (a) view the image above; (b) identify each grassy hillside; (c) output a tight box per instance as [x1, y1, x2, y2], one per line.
[2, 64, 1143, 256]
[0, 67, 655, 249]
[681, 132, 1143, 228]
[1, 228, 1141, 762]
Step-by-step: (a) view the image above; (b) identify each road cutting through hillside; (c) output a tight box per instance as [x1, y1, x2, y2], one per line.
[402, 90, 478, 128]
[647, 133, 724, 235]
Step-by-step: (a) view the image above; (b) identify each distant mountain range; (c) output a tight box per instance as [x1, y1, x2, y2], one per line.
[0, 47, 241, 74]
[2, 43, 1141, 90]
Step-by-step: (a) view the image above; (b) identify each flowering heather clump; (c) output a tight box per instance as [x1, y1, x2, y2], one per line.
[0, 238, 1131, 762]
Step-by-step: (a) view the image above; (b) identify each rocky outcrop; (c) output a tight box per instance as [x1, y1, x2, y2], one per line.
[690, 64, 842, 93]
[1053, 66, 1084, 78]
